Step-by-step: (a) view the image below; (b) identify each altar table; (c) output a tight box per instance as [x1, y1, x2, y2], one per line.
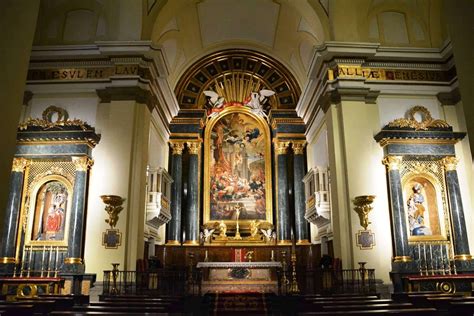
[196, 261, 282, 294]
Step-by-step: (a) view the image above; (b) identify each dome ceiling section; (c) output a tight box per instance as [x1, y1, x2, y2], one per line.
[175, 50, 301, 110]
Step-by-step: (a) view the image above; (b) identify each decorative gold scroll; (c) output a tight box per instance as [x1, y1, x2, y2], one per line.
[387, 106, 450, 131]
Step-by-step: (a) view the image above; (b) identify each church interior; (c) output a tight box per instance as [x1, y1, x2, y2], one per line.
[1, 0, 474, 314]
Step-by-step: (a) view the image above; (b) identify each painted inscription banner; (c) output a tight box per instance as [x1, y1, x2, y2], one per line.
[204, 106, 273, 225]
[27, 65, 149, 81]
[328, 65, 452, 82]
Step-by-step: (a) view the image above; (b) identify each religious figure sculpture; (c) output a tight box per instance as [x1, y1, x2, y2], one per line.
[407, 183, 432, 236]
[249, 220, 260, 238]
[219, 220, 227, 238]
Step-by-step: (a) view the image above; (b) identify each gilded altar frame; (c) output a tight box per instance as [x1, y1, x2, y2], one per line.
[24, 174, 73, 247]
[203, 106, 273, 228]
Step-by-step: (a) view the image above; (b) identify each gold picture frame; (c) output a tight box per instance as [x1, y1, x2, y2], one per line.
[203, 105, 273, 228]
[402, 171, 449, 242]
[24, 174, 73, 246]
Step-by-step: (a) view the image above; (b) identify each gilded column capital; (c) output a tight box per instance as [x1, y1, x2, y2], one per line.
[442, 156, 458, 171]
[11, 157, 30, 173]
[382, 156, 402, 171]
[169, 141, 185, 155]
[292, 141, 307, 155]
[73, 156, 94, 172]
[186, 141, 202, 155]
[274, 140, 290, 155]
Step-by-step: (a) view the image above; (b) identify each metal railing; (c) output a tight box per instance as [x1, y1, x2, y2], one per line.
[102, 267, 375, 296]
[287, 268, 377, 295]
[102, 268, 199, 296]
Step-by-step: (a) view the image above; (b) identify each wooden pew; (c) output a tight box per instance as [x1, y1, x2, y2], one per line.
[0, 303, 35, 316]
[298, 308, 438, 315]
[448, 301, 474, 316]
[50, 312, 169, 316]
[321, 302, 413, 311]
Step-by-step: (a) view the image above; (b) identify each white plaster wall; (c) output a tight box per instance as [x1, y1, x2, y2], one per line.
[148, 125, 168, 170]
[442, 104, 474, 257]
[28, 93, 99, 126]
[377, 95, 441, 128]
[84, 101, 138, 280]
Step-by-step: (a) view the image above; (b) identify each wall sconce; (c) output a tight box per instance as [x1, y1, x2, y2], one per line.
[352, 195, 375, 230]
[101, 195, 125, 229]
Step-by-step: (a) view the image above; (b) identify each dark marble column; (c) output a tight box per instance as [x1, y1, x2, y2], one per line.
[442, 157, 472, 261]
[64, 156, 92, 273]
[184, 141, 201, 246]
[167, 142, 184, 245]
[275, 141, 291, 245]
[292, 141, 309, 244]
[382, 156, 411, 262]
[0, 158, 29, 271]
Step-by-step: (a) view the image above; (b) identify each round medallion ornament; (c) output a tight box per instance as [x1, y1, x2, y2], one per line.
[437, 281, 455, 294]
[228, 267, 251, 279]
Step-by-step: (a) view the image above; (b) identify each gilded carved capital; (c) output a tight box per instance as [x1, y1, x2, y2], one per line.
[11, 157, 30, 173]
[292, 141, 306, 155]
[382, 156, 403, 171]
[274, 140, 290, 155]
[73, 156, 94, 172]
[442, 156, 458, 171]
[186, 141, 202, 155]
[169, 141, 185, 155]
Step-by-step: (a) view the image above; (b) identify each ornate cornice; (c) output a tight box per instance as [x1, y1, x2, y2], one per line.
[73, 156, 94, 172]
[96, 86, 155, 111]
[382, 156, 403, 171]
[11, 157, 30, 173]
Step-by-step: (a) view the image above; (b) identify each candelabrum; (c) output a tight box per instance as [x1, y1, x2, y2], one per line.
[415, 242, 457, 276]
[110, 263, 120, 295]
[233, 208, 242, 240]
[288, 251, 300, 295]
[280, 251, 289, 292]
[352, 195, 376, 230]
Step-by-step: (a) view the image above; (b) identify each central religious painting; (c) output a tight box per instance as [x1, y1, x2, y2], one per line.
[204, 106, 273, 226]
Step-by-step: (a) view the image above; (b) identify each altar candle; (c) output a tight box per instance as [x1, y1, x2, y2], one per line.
[20, 246, 27, 277]
[423, 243, 427, 264]
[54, 247, 59, 277]
[40, 246, 46, 277]
[417, 243, 421, 261]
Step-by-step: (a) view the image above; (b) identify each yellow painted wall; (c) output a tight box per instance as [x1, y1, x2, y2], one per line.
[84, 101, 150, 279]
[328, 100, 392, 283]
[0, 0, 40, 232]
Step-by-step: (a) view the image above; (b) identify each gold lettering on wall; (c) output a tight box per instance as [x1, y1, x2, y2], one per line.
[328, 65, 449, 82]
[27, 65, 145, 81]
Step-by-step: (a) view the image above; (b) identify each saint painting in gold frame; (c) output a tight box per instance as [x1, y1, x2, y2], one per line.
[25, 175, 73, 246]
[203, 106, 273, 228]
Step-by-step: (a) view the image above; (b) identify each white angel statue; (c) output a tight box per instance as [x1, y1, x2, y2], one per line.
[201, 228, 215, 243]
[261, 228, 274, 243]
[245, 89, 275, 119]
[204, 90, 225, 118]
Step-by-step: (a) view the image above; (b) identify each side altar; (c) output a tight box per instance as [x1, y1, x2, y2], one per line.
[196, 261, 282, 294]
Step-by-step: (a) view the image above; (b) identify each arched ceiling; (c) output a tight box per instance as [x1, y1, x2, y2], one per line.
[149, 0, 329, 89]
[174, 49, 301, 110]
